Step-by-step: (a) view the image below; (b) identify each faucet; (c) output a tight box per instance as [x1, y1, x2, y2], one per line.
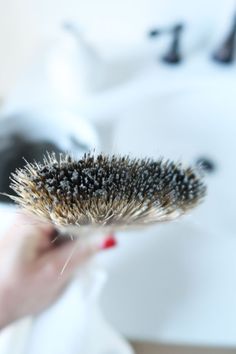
[212, 14, 236, 64]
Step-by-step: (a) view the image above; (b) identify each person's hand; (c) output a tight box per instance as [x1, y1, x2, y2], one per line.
[0, 213, 116, 329]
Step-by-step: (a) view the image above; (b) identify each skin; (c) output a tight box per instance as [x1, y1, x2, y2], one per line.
[0, 213, 109, 329]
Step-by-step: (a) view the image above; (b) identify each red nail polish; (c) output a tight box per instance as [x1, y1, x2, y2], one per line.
[101, 236, 117, 250]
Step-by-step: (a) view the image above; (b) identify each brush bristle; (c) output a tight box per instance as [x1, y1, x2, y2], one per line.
[9, 152, 206, 230]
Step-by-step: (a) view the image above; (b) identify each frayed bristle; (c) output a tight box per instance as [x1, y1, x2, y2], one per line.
[9, 152, 206, 230]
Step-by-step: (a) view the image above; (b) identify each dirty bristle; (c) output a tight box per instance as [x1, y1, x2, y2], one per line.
[9, 152, 206, 229]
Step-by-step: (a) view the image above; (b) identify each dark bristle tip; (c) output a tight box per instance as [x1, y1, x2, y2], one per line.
[9, 153, 206, 228]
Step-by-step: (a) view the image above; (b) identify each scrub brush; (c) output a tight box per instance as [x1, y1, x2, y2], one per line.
[7, 152, 206, 236]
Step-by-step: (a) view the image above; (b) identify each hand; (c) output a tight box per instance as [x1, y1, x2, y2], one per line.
[0, 213, 116, 329]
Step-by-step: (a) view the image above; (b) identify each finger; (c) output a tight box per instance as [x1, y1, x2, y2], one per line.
[40, 235, 117, 277]
[40, 238, 99, 276]
[9, 213, 53, 241]
[5, 213, 56, 260]
[13, 211, 52, 230]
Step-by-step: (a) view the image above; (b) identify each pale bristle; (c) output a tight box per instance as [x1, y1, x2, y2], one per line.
[9, 152, 206, 230]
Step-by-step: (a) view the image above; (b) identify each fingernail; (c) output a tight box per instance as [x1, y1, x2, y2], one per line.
[100, 235, 117, 250]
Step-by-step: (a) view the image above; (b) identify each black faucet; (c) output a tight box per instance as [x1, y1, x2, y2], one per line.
[162, 23, 184, 64]
[213, 15, 236, 64]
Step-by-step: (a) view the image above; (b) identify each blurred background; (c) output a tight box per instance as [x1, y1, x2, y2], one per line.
[0, 0, 236, 353]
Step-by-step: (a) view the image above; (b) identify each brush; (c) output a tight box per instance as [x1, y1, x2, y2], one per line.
[7, 152, 206, 237]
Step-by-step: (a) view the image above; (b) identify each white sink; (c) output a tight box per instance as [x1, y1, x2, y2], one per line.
[100, 81, 236, 346]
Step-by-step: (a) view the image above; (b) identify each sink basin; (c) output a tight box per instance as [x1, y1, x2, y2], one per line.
[100, 82, 236, 346]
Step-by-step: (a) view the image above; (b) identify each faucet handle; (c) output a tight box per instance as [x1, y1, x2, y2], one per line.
[212, 14, 236, 64]
[162, 23, 185, 64]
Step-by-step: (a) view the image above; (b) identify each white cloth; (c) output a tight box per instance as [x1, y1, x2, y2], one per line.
[0, 259, 133, 354]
